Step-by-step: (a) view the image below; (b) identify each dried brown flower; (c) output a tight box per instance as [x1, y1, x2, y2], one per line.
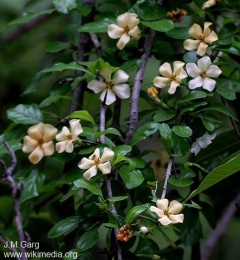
[167, 8, 187, 23]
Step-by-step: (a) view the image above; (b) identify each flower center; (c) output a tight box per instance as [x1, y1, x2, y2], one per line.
[164, 209, 170, 217]
[170, 74, 177, 81]
[124, 25, 130, 34]
[67, 134, 73, 140]
[106, 81, 114, 90]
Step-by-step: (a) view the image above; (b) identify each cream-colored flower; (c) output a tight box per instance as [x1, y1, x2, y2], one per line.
[202, 0, 217, 9]
[78, 147, 114, 180]
[190, 132, 216, 155]
[140, 226, 149, 234]
[150, 199, 184, 226]
[186, 56, 222, 91]
[183, 22, 218, 56]
[153, 61, 187, 94]
[108, 12, 141, 50]
[22, 123, 57, 164]
[87, 68, 130, 105]
[56, 119, 83, 153]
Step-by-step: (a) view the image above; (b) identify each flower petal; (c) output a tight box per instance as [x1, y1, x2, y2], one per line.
[113, 84, 130, 99]
[22, 136, 38, 153]
[168, 81, 180, 94]
[183, 39, 201, 52]
[159, 215, 172, 226]
[202, 0, 217, 9]
[69, 119, 83, 137]
[56, 126, 70, 141]
[188, 76, 203, 90]
[100, 147, 114, 162]
[205, 30, 218, 44]
[168, 200, 183, 214]
[206, 65, 222, 78]
[186, 63, 201, 78]
[98, 161, 111, 174]
[202, 77, 216, 92]
[112, 70, 129, 84]
[27, 123, 43, 140]
[190, 141, 201, 155]
[128, 26, 141, 39]
[89, 148, 100, 161]
[198, 133, 216, 148]
[42, 141, 55, 156]
[197, 56, 211, 72]
[176, 69, 188, 81]
[42, 124, 57, 142]
[100, 68, 112, 83]
[197, 42, 209, 56]
[117, 33, 130, 50]
[29, 146, 44, 164]
[159, 62, 172, 77]
[126, 13, 139, 28]
[87, 80, 106, 93]
[101, 89, 116, 105]
[65, 141, 74, 153]
[173, 61, 185, 75]
[108, 24, 124, 39]
[156, 199, 169, 211]
[117, 12, 129, 27]
[150, 206, 164, 218]
[203, 22, 212, 37]
[188, 23, 202, 39]
[83, 165, 98, 180]
[169, 213, 184, 224]
[78, 158, 95, 169]
[56, 141, 69, 153]
[153, 77, 171, 88]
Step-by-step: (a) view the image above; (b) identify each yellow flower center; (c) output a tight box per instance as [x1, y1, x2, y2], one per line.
[106, 81, 114, 90]
[164, 209, 170, 217]
[124, 25, 130, 34]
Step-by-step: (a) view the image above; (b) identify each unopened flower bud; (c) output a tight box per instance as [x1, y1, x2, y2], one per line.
[147, 88, 161, 104]
[140, 226, 149, 234]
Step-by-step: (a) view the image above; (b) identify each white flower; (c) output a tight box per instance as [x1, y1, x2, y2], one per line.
[140, 226, 149, 234]
[186, 56, 222, 91]
[202, 0, 217, 9]
[108, 12, 141, 50]
[153, 61, 188, 94]
[22, 123, 57, 164]
[150, 199, 184, 226]
[78, 147, 114, 180]
[87, 68, 130, 105]
[190, 132, 216, 155]
[55, 119, 83, 153]
[183, 22, 218, 56]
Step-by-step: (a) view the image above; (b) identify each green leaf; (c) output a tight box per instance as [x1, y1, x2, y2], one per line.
[112, 145, 132, 156]
[141, 19, 174, 32]
[125, 205, 148, 224]
[69, 110, 96, 126]
[180, 101, 208, 113]
[0, 139, 22, 155]
[9, 9, 54, 26]
[130, 122, 159, 146]
[153, 109, 176, 122]
[186, 151, 240, 201]
[172, 126, 192, 138]
[134, 236, 160, 255]
[94, 128, 121, 139]
[77, 227, 99, 253]
[200, 116, 215, 131]
[168, 176, 194, 187]
[182, 201, 202, 209]
[78, 18, 115, 33]
[217, 79, 236, 100]
[177, 91, 208, 105]
[120, 59, 142, 73]
[39, 95, 72, 108]
[53, 0, 78, 14]
[112, 154, 136, 170]
[7, 104, 43, 124]
[166, 27, 189, 39]
[102, 223, 118, 229]
[119, 166, 144, 189]
[158, 123, 172, 154]
[109, 196, 128, 203]
[183, 51, 198, 63]
[48, 216, 80, 238]
[172, 135, 190, 157]
[45, 41, 71, 53]
[42, 62, 91, 74]
[74, 178, 103, 197]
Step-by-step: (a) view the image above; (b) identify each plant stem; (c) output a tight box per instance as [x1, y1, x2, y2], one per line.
[125, 28, 155, 144]
[161, 159, 173, 199]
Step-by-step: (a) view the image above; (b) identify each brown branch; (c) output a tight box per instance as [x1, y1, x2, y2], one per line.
[0, 142, 27, 259]
[201, 192, 240, 260]
[125, 28, 155, 144]
[161, 159, 173, 199]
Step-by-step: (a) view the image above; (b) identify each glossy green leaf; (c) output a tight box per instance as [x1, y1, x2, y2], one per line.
[172, 126, 192, 137]
[42, 62, 91, 74]
[112, 154, 136, 171]
[77, 227, 99, 253]
[177, 91, 207, 105]
[53, 0, 77, 14]
[120, 59, 142, 73]
[44, 41, 70, 53]
[39, 95, 72, 108]
[48, 216, 80, 238]
[166, 27, 189, 39]
[134, 236, 160, 254]
[153, 109, 176, 122]
[94, 127, 121, 139]
[201, 116, 215, 131]
[183, 51, 198, 63]
[7, 104, 43, 124]
[108, 196, 128, 203]
[180, 101, 208, 113]
[168, 176, 194, 187]
[158, 123, 172, 154]
[182, 201, 202, 209]
[172, 135, 190, 157]
[112, 145, 132, 156]
[74, 178, 102, 197]
[78, 18, 115, 33]
[119, 166, 144, 189]
[69, 110, 96, 126]
[186, 151, 240, 201]
[130, 122, 159, 146]
[125, 205, 148, 224]
[141, 19, 174, 32]
[217, 80, 236, 100]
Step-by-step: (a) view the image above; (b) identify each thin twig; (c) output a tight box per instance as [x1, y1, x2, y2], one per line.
[0, 142, 27, 260]
[201, 192, 240, 260]
[161, 159, 173, 199]
[125, 28, 155, 144]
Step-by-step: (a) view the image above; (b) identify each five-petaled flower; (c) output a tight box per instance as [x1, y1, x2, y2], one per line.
[22, 123, 57, 164]
[153, 61, 187, 94]
[202, 0, 217, 9]
[108, 12, 141, 50]
[55, 119, 83, 153]
[186, 56, 222, 91]
[150, 199, 184, 226]
[190, 132, 216, 155]
[183, 22, 218, 56]
[78, 147, 114, 180]
[87, 68, 130, 105]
